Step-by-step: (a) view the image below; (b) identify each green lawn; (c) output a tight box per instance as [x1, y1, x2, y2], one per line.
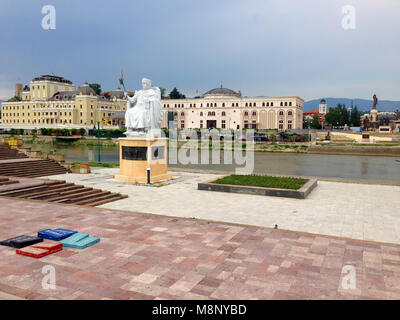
[214, 174, 308, 190]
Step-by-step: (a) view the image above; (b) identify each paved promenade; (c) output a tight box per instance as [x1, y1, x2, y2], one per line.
[44, 168, 400, 245]
[0, 197, 399, 299]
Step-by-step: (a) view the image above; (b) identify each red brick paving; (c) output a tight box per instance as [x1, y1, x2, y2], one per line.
[0, 197, 399, 300]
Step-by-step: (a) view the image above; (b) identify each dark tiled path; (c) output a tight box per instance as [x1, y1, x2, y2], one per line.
[0, 197, 399, 300]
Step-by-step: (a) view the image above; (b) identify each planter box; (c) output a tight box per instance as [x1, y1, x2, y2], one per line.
[198, 177, 317, 199]
[70, 166, 91, 174]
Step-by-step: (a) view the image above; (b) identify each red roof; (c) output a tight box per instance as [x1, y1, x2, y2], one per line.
[304, 109, 319, 114]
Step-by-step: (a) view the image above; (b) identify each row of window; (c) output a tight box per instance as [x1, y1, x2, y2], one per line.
[177, 119, 294, 130]
[164, 101, 297, 108]
[3, 104, 121, 110]
[170, 110, 294, 117]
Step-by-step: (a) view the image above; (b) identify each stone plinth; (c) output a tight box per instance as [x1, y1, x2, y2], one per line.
[114, 137, 172, 183]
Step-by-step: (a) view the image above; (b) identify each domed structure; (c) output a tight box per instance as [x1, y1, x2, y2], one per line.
[320, 98, 326, 104]
[110, 88, 124, 99]
[78, 82, 96, 96]
[204, 87, 241, 98]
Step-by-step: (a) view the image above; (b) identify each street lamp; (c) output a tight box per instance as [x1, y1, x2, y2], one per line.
[97, 121, 101, 163]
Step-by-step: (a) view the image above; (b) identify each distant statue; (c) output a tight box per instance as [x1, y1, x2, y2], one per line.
[124, 78, 163, 137]
[373, 94, 378, 109]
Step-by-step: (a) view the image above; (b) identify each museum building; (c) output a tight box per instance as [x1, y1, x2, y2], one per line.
[161, 87, 304, 130]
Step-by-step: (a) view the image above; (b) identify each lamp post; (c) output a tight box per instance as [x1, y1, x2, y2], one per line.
[97, 121, 101, 163]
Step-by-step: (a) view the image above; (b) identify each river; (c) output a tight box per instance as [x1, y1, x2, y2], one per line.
[26, 143, 400, 182]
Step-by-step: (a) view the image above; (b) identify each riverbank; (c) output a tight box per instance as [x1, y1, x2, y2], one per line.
[309, 143, 400, 157]
[3, 134, 400, 156]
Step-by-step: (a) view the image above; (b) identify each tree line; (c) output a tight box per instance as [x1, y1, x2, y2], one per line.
[304, 104, 361, 129]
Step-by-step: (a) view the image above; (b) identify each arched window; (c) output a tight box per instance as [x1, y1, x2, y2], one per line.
[280, 102, 283, 106]
[181, 112, 184, 116]
[289, 102, 292, 106]
[288, 111, 293, 116]
[245, 103, 248, 107]
[262, 102, 265, 106]
[244, 111, 249, 116]
[253, 102, 256, 107]
[222, 111, 226, 116]
[236, 103, 239, 107]
[212, 111, 216, 116]
[200, 112, 203, 116]
[207, 103, 209, 107]
[271, 102, 274, 106]
[279, 111, 284, 116]
[222, 103, 225, 107]
[232, 103, 235, 107]
[252, 111, 257, 116]
[285, 102, 288, 106]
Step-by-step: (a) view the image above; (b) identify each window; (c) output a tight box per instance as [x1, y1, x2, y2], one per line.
[222, 111, 226, 116]
[262, 102, 265, 106]
[288, 111, 293, 116]
[289, 102, 292, 106]
[279, 120, 284, 130]
[244, 111, 249, 116]
[222, 120, 226, 129]
[181, 112, 184, 116]
[279, 111, 284, 116]
[181, 120, 184, 128]
[252, 111, 257, 116]
[271, 102, 274, 106]
[222, 103, 225, 107]
[200, 112, 203, 116]
[280, 102, 283, 106]
[288, 120, 292, 129]
[200, 120, 203, 128]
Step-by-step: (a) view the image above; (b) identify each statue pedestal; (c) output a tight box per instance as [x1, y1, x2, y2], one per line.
[114, 137, 172, 183]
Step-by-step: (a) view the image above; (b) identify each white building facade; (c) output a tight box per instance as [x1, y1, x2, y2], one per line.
[161, 87, 304, 130]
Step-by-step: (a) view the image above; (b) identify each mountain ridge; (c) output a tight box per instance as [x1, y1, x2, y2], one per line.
[304, 98, 400, 112]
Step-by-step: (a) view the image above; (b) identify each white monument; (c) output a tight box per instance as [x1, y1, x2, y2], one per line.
[124, 78, 163, 137]
[115, 77, 171, 183]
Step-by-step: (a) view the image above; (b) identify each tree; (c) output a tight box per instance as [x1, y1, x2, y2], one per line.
[350, 107, 361, 127]
[325, 104, 350, 127]
[159, 87, 167, 98]
[169, 87, 185, 99]
[89, 83, 102, 95]
[8, 96, 22, 102]
[310, 114, 322, 129]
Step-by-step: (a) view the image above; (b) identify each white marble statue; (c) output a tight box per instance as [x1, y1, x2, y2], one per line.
[124, 78, 163, 137]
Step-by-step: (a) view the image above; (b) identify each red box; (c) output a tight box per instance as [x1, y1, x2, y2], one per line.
[32, 242, 62, 254]
[16, 247, 50, 258]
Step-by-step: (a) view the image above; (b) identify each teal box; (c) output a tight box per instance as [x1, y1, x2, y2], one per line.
[60, 233, 100, 249]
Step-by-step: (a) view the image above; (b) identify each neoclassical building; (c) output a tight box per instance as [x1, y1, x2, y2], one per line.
[1, 75, 126, 127]
[161, 87, 304, 130]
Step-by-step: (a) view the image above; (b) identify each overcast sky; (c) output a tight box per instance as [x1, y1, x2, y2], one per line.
[0, 0, 399, 101]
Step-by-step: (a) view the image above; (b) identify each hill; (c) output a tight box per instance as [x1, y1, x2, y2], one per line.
[304, 98, 400, 112]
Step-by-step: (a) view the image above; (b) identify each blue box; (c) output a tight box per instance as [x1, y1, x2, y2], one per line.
[38, 228, 77, 241]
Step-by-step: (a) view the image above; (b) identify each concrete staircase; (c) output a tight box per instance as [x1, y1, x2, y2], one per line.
[0, 144, 28, 160]
[0, 159, 68, 178]
[0, 178, 127, 207]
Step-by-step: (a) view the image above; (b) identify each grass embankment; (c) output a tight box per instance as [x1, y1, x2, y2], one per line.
[214, 174, 308, 190]
[73, 161, 119, 168]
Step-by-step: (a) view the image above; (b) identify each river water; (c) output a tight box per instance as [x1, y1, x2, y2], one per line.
[27, 143, 400, 182]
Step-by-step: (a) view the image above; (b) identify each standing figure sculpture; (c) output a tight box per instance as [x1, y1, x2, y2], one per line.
[373, 94, 378, 109]
[124, 78, 163, 137]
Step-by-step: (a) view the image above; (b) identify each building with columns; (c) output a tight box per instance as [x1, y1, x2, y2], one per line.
[161, 87, 304, 130]
[1, 75, 126, 127]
